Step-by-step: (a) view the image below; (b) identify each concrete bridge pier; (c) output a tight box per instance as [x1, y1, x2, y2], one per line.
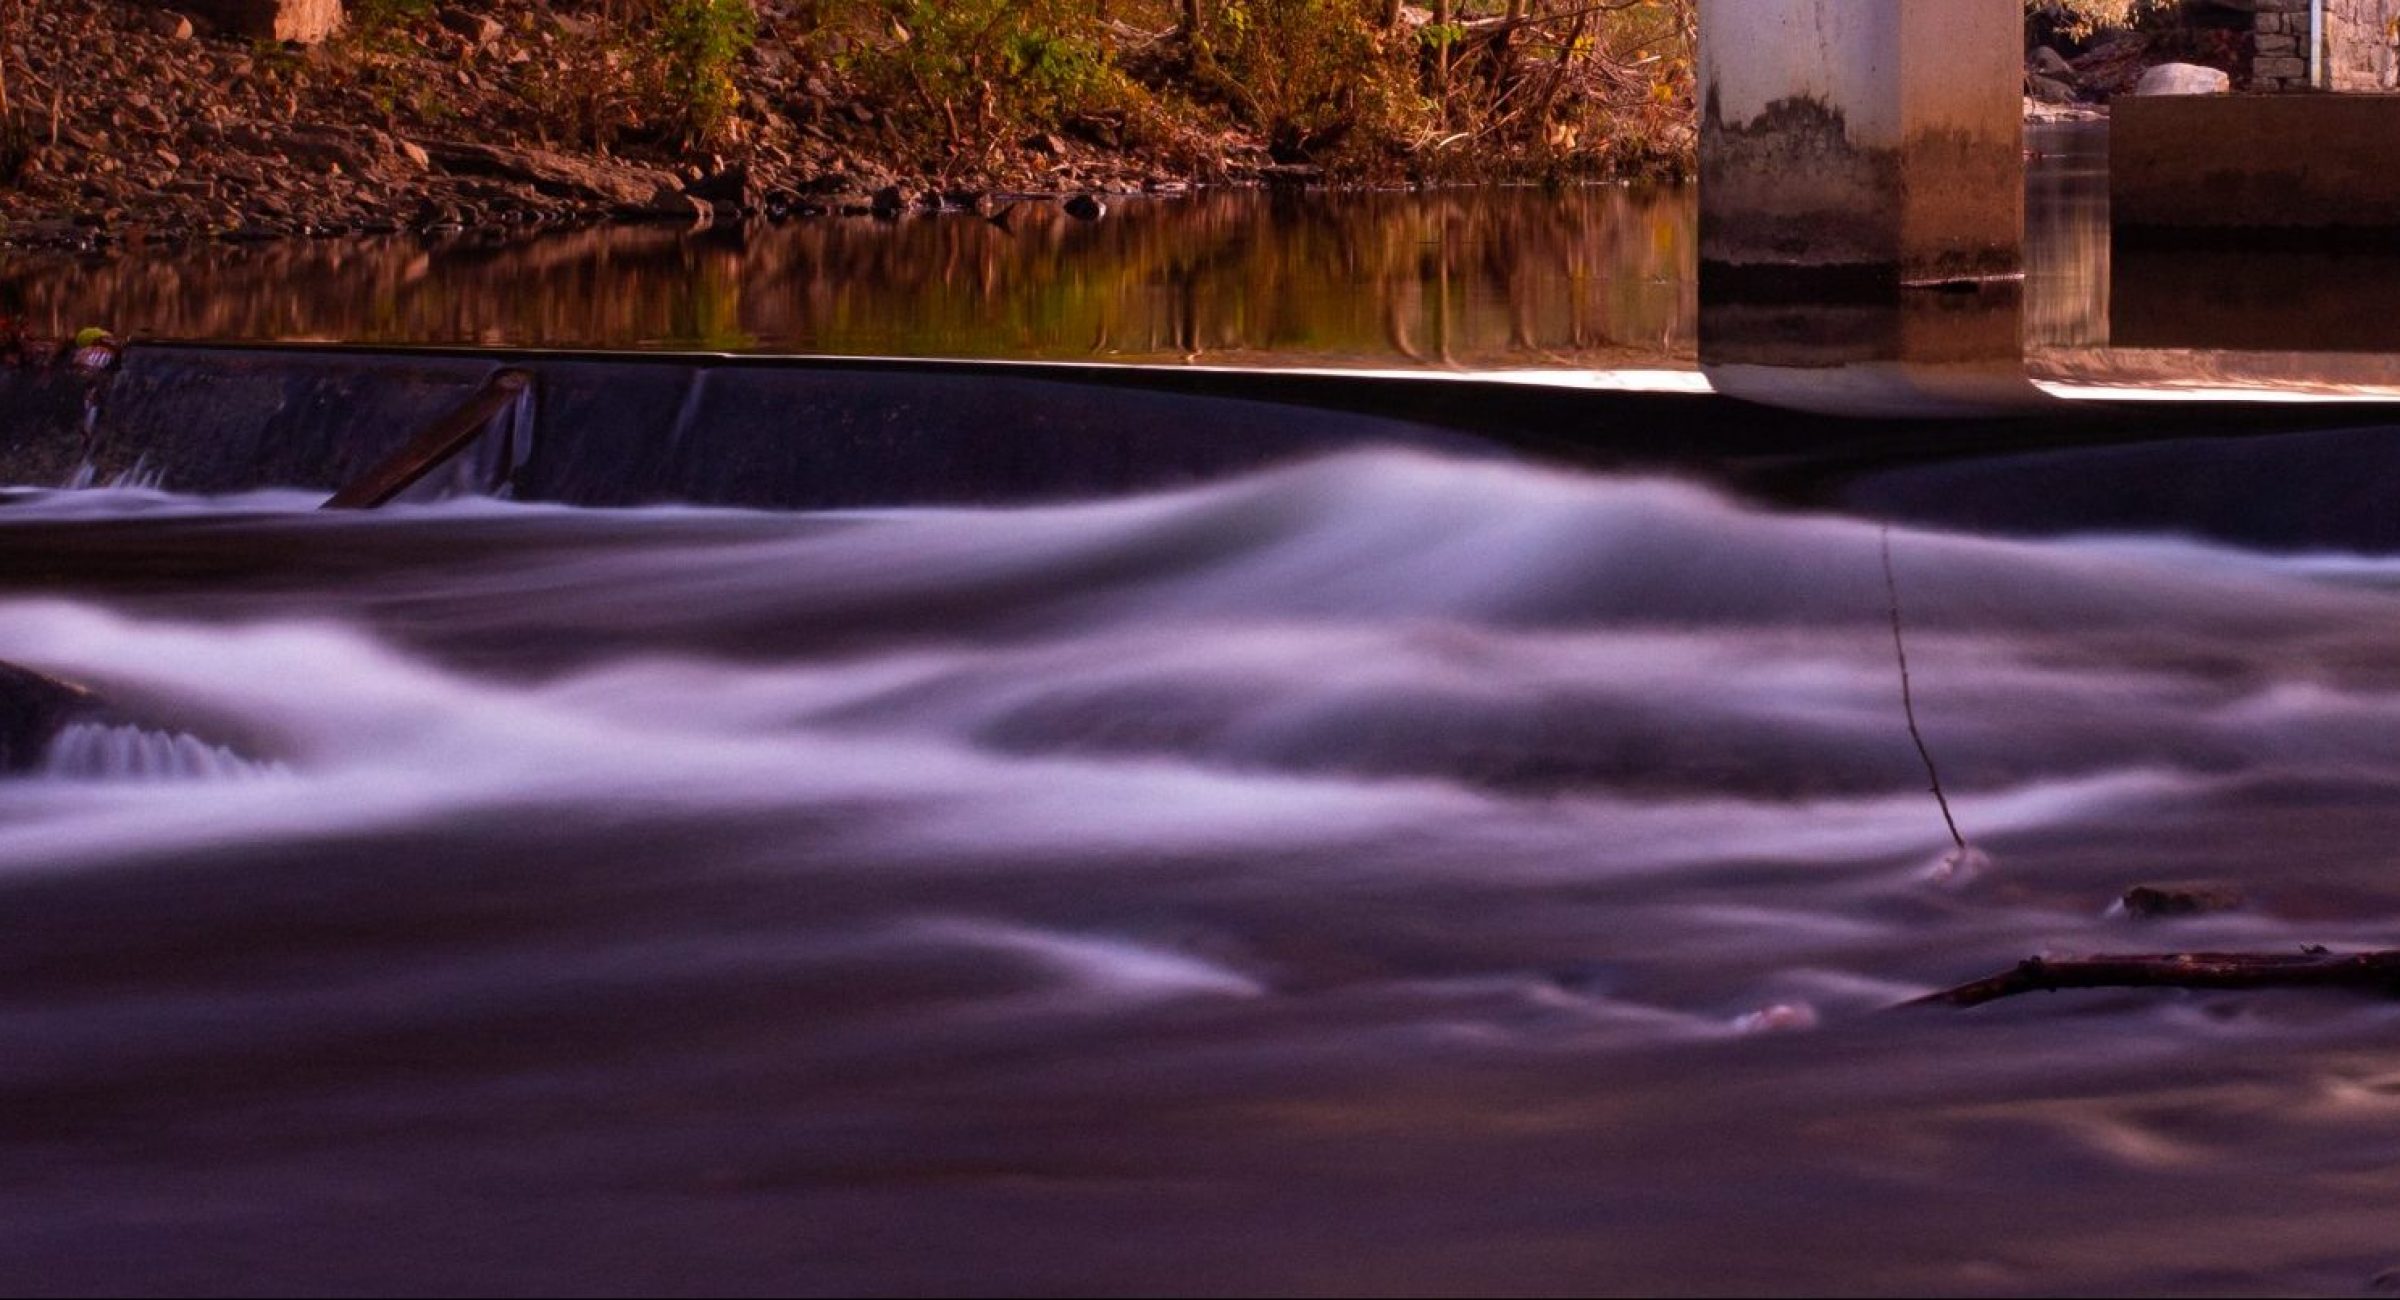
[1697, 0, 2045, 416]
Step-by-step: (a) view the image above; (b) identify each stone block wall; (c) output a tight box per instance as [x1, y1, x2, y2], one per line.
[2239, 0, 2400, 90]
[2323, 0, 2400, 89]
[2248, 0, 2314, 89]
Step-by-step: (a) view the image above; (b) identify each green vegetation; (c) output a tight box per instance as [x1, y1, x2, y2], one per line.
[379, 0, 1705, 181]
[831, 0, 1702, 180]
[341, 0, 2175, 182]
[652, 0, 758, 145]
[2035, 0, 2177, 40]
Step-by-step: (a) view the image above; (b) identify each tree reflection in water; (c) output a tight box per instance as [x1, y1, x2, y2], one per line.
[1, 188, 1698, 370]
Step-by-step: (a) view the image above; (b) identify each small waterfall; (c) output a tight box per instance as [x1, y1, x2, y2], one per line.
[38, 722, 284, 783]
[58, 457, 163, 492]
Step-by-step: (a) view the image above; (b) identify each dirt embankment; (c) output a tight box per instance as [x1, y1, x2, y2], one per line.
[0, 1, 1250, 252]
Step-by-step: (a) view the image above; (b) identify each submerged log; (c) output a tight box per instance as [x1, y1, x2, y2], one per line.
[0, 661, 98, 773]
[1908, 950, 2400, 1009]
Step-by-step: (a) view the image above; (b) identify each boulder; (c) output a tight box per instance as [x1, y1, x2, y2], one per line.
[146, 10, 198, 40]
[2030, 46, 2077, 81]
[638, 187, 715, 227]
[2028, 73, 2078, 104]
[687, 162, 760, 210]
[418, 140, 682, 208]
[437, 8, 504, 46]
[2133, 62, 2231, 96]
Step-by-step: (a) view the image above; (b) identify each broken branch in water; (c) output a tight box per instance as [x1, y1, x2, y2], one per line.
[1906, 949, 2400, 1009]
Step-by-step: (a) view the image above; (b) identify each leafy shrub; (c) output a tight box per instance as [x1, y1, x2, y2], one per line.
[521, 20, 660, 149]
[517, 1, 754, 150]
[652, 0, 757, 146]
[1203, 0, 1430, 164]
[855, 0, 1136, 164]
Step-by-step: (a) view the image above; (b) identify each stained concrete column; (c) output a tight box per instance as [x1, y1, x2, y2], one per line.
[1698, 0, 2040, 415]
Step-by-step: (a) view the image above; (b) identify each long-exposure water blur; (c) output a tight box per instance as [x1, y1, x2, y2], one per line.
[8, 443, 2400, 1293]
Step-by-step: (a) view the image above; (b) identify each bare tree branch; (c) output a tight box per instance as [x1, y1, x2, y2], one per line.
[1907, 949, 2400, 1009]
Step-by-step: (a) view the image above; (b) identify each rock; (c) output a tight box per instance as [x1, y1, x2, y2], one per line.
[869, 183, 913, 216]
[1256, 161, 1325, 184]
[635, 184, 714, 226]
[168, 0, 344, 46]
[1062, 193, 1106, 221]
[0, 662, 97, 774]
[395, 138, 430, 170]
[437, 8, 503, 46]
[2030, 46, 2076, 82]
[2028, 74, 2077, 105]
[258, 125, 404, 178]
[419, 140, 681, 208]
[146, 10, 197, 40]
[2132, 62, 2231, 96]
[688, 162, 760, 210]
[2116, 882, 2247, 919]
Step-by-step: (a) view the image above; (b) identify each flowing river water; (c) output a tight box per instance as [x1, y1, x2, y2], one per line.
[7, 449, 2400, 1293]
[13, 122, 2400, 1294]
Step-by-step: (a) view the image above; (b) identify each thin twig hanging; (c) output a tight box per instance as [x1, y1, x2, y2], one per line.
[1881, 524, 1968, 856]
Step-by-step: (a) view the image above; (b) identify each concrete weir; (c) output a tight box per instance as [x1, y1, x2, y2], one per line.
[2115, 94, 2400, 236]
[1698, 0, 2038, 416]
[4, 343, 2059, 508]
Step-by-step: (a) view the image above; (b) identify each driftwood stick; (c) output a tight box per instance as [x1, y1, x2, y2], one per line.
[323, 368, 530, 510]
[1907, 950, 2400, 1009]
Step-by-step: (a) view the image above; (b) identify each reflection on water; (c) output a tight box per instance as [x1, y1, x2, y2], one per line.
[0, 123, 2139, 378]
[16, 118, 2400, 398]
[2026, 121, 2111, 350]
[0, 188, 1699, 370]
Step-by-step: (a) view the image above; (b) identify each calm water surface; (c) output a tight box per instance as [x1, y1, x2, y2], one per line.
[0, 186, 1701, 370]
[0, 125, 2143, 374]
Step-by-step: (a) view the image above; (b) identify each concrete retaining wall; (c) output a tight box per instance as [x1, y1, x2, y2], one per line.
[2115, 93, 2400, 231]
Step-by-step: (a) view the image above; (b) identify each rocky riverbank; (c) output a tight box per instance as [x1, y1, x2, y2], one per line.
[0, 1, 1251, 252]
[0, 0, 1696, 254]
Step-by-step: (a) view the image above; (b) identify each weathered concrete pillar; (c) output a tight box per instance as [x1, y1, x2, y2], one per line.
[1699, 0, 2023, 286]
[1698, 0, 2039, 415]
